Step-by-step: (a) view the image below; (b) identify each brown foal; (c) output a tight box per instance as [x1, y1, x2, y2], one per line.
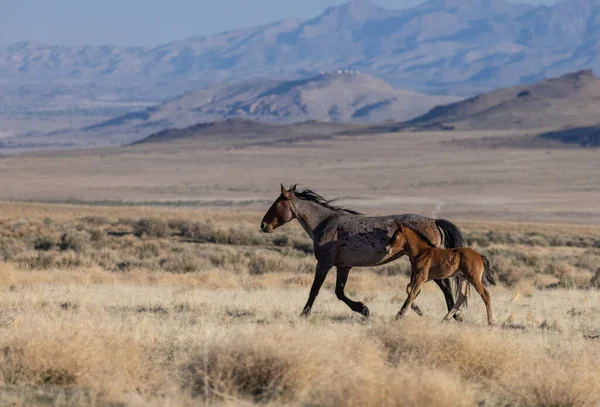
[385, 221, 496, 325]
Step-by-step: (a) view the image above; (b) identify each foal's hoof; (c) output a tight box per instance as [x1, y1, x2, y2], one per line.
[411, 305, 424, 317]
[454, 312, 464, 322]
[360, 305, 370, 318]
[395, 312, 406, 320]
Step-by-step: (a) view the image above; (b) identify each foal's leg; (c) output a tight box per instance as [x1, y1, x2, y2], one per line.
[434, 278, 463, 322]
[471, 278, 494, 326]
[442, 277, 468, 322]
[396, 273, 427, 320]
[335, 267, 370, 317]
[300, 262, 333, 317]
[405, 277, 423, 316]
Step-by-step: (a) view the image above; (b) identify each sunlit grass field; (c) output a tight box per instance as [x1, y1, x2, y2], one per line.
[1, 202, 600, 406]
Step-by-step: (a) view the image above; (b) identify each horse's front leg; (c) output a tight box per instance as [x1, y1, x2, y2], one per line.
[442, 277, 468, 322]
[300, 262, 333, 317]
[434, 278, 463, 322]
[335, 267, 369, 317]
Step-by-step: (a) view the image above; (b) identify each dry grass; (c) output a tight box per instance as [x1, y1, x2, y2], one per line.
[1, 202, 600, 406]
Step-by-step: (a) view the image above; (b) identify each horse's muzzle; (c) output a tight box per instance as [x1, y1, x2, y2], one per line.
[385, 246, 393, 255]
[260, 222, 272, 233]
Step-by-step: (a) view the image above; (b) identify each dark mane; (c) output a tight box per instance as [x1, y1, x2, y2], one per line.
[290, 185, 362, 215]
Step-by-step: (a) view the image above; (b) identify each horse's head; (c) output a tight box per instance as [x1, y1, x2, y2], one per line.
[260, 184, 297, 233]
[385, 221, 407, 255]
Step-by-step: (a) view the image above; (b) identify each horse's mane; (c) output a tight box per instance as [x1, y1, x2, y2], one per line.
[290, 185, 362, 215]
[401, 223, 436, 248]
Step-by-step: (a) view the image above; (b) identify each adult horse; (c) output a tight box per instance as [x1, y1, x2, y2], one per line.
[260, 184, 466, 320]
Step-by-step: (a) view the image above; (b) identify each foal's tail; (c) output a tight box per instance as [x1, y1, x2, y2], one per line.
[454, 277, 471, 309]
[482, 255, 497, 287]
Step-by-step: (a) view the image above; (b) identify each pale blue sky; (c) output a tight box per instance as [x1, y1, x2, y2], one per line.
[0, 0, 560, 47]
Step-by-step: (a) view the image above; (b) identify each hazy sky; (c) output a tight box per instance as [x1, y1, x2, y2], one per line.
[0, 0, 560, 47]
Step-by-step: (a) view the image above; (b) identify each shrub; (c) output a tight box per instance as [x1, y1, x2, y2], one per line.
[161, 252, 207, 273]
[134, 241, 161, 260]
[272, 235, 290, 247]
[215, 228, 267, 246]
[34, 235, 56, 251]
[292, 239, 313, 254]
[89, 229, 105, 243]
[18, 253, 55, 270]
[180, 221, 215, 242]
[167, 218, 187, 230]
[78, 216, 109, 226]
[42, 217, 54, 227]
[248, 253, 283, 275]
[59, 233, 88, 253]
[133, 217, 169, 238]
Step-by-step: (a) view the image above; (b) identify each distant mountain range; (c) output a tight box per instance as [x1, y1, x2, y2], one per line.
[4, 68, 600, 149]
[3, 0, 600, 98]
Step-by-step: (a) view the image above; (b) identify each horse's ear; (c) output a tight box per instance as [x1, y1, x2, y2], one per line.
[396, 221, 404, 232]
[281, 184, 292, 200]
[290, 185, 297, 194]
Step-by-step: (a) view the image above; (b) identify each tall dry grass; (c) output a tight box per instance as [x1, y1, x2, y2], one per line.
[1, 202, 600, 406]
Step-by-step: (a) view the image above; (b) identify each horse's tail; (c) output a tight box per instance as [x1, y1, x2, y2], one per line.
[436, 219, 466, 304]
[482, 255, 497, 286]
[435, 218, 466, 249]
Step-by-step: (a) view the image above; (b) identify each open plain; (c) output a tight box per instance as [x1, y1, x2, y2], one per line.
[1, 125, 600, 406]
[1, 128, 599, 223]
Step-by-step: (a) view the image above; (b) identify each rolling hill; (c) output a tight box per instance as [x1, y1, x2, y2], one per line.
[371, 69, 600, 131]
[3, 71, 455, 148]
[130, 118, 362, 149]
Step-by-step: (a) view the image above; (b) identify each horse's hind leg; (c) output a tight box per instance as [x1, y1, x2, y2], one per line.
[434, 278, 463, 322]
[442, 277, 467, 322]
[335, 267, 369, 317]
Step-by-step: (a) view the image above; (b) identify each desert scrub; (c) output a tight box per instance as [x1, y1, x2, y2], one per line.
[214, 228, 269, 246]
[160, 251, 209, 273]
[179, 221, 216, 242]
[34, 235, 56, 251]
[247, 252, 285, 275]
[292, 239, 314, 254]
[59, 232, 88, 253]
[133, 241, 162, 260]
[133, 217, 169, 238]
[77, 216, 109, 227]
[16, 252, 55, 270]
[272, 234, 290, 247]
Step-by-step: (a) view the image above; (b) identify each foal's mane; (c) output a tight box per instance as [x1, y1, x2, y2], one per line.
[290, 185, 362, 215]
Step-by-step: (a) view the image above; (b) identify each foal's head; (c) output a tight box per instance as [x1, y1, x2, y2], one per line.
[385, 221, 407, 255]
[260, 184, 297, 233]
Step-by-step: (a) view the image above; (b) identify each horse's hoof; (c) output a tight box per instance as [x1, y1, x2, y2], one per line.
[360, 305, 370, 318]
[299, 307, 311, 318]
[395, 312, 405, 320]
[454, 313, 464, 322]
